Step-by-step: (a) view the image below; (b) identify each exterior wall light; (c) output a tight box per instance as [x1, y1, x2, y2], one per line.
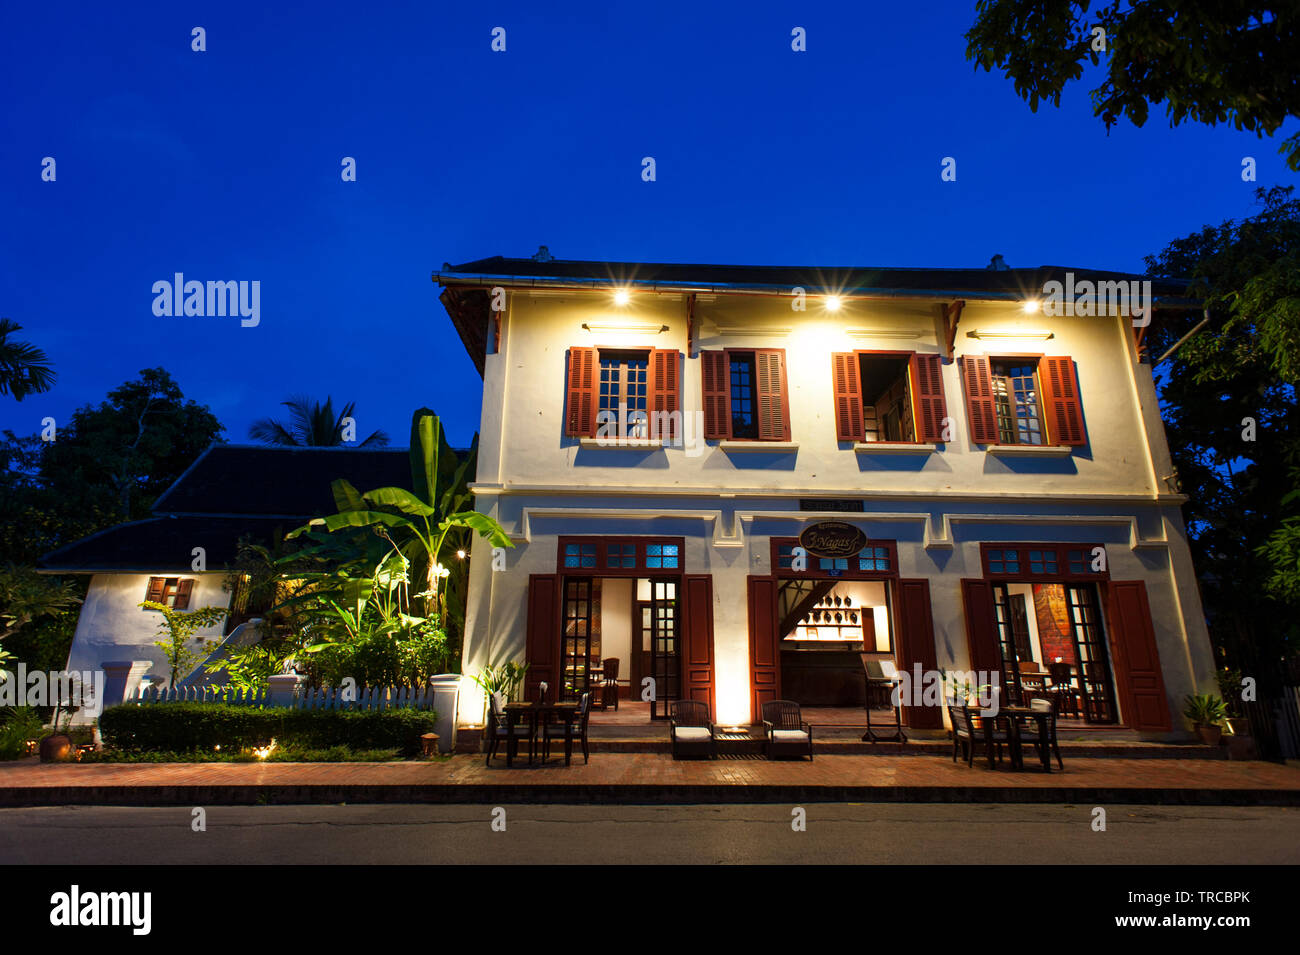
[825, 296, 843, 312]
[1022, 300, 1040, 314]
[613, 289, 631, 306]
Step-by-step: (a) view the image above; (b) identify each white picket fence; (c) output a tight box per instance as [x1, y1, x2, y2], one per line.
[127, 684, 436, 711]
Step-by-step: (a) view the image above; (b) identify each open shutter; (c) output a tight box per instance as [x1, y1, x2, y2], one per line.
[959, 356, 999, 445]
[701, 350, 730, 439]
[682, 575, 716, 711]
[649, 348, 681, 442]
[145, 577, 165, 604]
[910, 353, 948, 443]
[832, 352, 863, 442]
[961, 578, 1002, 676]
[174, 578, 194, 610]
[747, 576, 780, 721]
[524, 574, 561, 702]
[565, 347, 597, 438]
[1105, 580, 1172, 731]
[894, 579, 943, 728]
[755, 349, 790, 441]
[1040, 356, 1086, 446]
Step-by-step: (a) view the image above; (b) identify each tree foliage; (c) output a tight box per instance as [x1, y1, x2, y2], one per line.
[966, 2, 1300, 169]
[248, 395, 389, 447]
[0, 319, 56, 400]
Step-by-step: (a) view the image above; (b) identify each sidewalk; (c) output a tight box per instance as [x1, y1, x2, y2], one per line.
[2, 754, 1297, 806]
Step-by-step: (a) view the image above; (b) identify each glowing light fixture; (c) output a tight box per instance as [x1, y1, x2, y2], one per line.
[1022, 300, 1040, 314]
[613, 289, 631, 306]
[456, 549, 467, 560]
[825, 295, 843, 312]
[966, 329, 1055, 341]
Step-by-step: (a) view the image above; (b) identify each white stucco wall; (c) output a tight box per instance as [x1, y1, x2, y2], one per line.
[65, 573, 233, 688]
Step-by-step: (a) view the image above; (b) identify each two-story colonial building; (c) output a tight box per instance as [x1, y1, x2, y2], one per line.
[435, 252, 1216, 738]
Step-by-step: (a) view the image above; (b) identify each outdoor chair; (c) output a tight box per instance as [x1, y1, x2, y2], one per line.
[761, 700, 814, 760]
[948, 704, 1006, 768]
[670, 699, 716, 759]
[599, 657, 620, 711]
[485, 691, 532, 766]
[1021, 696, 1065, 770]
[1047, 662, 1081, 718]
[1080, 663, 1111, 722]
[542, 691, 591, 764]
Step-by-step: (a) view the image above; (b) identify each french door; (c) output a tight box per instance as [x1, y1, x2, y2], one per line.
[647, 578, 680, 719]
[1066, 584, 1117, 723]
[561, 578, 596, 700]
[990, 583, 1026, 705]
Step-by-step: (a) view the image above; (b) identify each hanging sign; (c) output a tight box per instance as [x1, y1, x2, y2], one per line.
[798, 521, 867, 559]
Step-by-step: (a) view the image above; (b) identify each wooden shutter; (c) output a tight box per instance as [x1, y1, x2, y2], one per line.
[755, 349, 790, 441]
[959, 356, 999, 445]
[910, 353, 948, 443]
[649, 348, 681, 442]
[894, 579, 943, 729]
[1105, 580, 1172, 731]
[832, 352, 863, 442]
[961, 579, 1002, 675]
[565, 347, 597, 437]
[747, 576, 780, 721]
[701, 350, 730, 439]
[524, 574, 561, 701]
[682, 575, 716, 711]
[145, 577, 165, 604]
[1040, 356, 1086, 446]
[174, 578, 194, 610]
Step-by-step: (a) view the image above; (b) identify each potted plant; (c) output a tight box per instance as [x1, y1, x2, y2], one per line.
[1183, 693, 1227, 746]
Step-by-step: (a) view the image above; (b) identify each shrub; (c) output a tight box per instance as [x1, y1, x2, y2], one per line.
[0, 707, 46, 760]
[98, 703, 437, 756]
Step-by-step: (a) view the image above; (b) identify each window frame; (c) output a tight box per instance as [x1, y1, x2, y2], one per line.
[557, 536, 686, 577]
[979, 543, 1110, 582]
[701, 347, 791, 442]
[988, 354, 1047, 447]
[770, 537, 899, 580]
[144, 576, 194, 610]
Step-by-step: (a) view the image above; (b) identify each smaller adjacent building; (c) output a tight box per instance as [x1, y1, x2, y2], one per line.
[38, 445, 409, 691]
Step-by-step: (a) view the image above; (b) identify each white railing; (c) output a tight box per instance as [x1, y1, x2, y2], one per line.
[126, 684, 435, 710]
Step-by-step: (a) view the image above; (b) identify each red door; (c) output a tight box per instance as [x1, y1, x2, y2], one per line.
[1106, 580, 1172, 731]
[681, 575, 716, 713]
[747, 576, 780, 722]
[894, 578, 943, 728]
[524, 574, 560, 701]
[961, 578, 1002, 674]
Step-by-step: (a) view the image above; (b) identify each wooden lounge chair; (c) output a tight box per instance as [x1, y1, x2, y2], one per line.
[761, 700, 814, 760]
[670, 700, 716, 759]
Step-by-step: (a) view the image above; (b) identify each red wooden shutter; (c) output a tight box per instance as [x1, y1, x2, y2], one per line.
[961, 579, 1002, 675]
[894, 579, 943, 729]
[565, 347, 597, 437]
[755, 349, 790, 441]
[910, 353, 948, 443]
[959, 356, 999, 445]
[145, 577, 165, 604]
[701, 350, 730, 439]
[747, 576, 780, 721]
[1105, 580, 1172, 731]
[649, 348, 681, 442]
[1040, 356, 1086, 446]
[174, 578, 194, 610]
[682, 575, 716, 711]
[524, 574, 561, 701]
[832, 352, 863, 442]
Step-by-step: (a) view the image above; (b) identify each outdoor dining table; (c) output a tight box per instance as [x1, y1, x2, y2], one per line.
[503, 701, 580, 766]
[991, 705, 1053, 772]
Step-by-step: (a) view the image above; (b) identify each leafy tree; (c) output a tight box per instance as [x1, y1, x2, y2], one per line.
[0, 319, 56, 400]
[966, 2, 1300, 169]
[0, 566, 81, 642]
[248, 395, 389, 447]
[1143, 186, 1300, 697]
[140, 601, 229, 687]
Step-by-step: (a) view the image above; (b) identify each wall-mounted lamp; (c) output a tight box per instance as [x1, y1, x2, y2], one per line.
[613, 289, 631, 306]
[965, 329, 1055, 341]
[581, 322, 670, 334]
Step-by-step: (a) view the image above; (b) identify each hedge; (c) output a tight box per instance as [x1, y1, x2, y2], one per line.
[98, 703, 438, 755]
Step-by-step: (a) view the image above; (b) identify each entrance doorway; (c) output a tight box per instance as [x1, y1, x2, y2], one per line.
[776, 577, 895, 706]
[991, 581, 1118, 723]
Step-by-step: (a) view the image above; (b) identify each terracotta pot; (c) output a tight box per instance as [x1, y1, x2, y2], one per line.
[39, 735, 72, 763]
[1194, 723, 1223, 747]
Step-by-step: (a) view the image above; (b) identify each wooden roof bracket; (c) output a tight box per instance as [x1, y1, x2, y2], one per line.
[686, 292, 698, 357]
[940, 299, 965, 359]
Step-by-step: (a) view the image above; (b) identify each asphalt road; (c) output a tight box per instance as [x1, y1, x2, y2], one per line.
[2, 803, 1298, 864]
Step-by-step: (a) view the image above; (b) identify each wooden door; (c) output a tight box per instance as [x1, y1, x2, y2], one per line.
[524, 574, 560, 701]
[682, 575, 716, 712]
[1105, 580, 1172, 731]
[894, 579, 943, 729]
[747, 576, 780, 722]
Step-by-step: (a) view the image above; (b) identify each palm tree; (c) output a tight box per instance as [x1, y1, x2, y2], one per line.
[248, 395, 389, 447]
[0, 319, 56, 401]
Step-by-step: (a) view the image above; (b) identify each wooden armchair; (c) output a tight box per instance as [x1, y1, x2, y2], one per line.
[670, 699, 716, 759]
[542, 691, 591, 764]
[761, 700, 814, 760]
[1021, 696, 1065, 770]
[484, 691, 532, 766]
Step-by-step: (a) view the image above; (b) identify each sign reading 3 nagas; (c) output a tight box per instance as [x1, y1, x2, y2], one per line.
[798, 521, 867, 559]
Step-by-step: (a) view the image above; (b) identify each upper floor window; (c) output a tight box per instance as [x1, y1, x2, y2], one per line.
[832, 351, 947, 443]
[981, 543, 1107, 579]
[773, 540, 897, 578]
[559, 536, 684, 575]
[566, 346, 680, 440]
[144, 576, 194, 609]
[959, 354, 1086, 447]
[702, 348, 790, 441]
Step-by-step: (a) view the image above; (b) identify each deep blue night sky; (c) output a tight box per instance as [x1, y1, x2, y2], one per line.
[3, 1, 1297, 449]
